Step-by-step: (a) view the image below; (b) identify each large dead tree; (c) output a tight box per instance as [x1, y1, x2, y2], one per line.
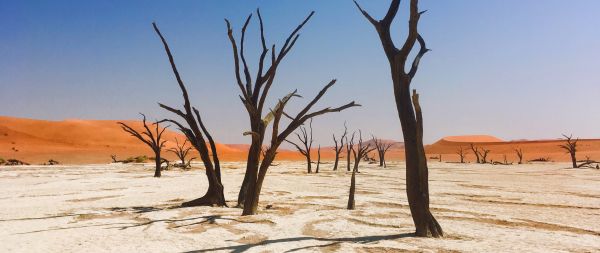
[372, 135, 394, 168]
[559, 134, 579, 168]
[354, 0, 443, 237]
[470, 143, 481, 164]
[456, 146, 466, 163]
[347, 131, 375, 210]
[285, 119, 314, 173]
[332, 122, 348, 171]
[118, 114, 168, 178]
[168, 138, 195, 169]
[153, 23, 226, 207]
[226, 10, 359, 215]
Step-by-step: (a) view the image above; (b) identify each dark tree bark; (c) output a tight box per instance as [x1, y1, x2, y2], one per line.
[225, 9, 359, 215]
[168, 137, 194, 169]
[456, 146, 466, 163]
[470, 143, 481, 164]
[347, 131, 375, 210]
[559, 134, 579, 168]
[515, 148, 524, 164]
[286, 119, 313, 173]
[152, 23, 226, 207]
[372, 136, 394, 168]
[118, 114, 167, 178]
[354, 0, 443, 237]
[332, 122, 348, 171]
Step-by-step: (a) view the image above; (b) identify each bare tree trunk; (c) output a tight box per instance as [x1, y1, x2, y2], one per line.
[316, 145, 321, 173]
[354, 0, 443, 237]
[347, 165, 356, 210]
[118, 113, 168, 178]
[154, 151, 161, 177]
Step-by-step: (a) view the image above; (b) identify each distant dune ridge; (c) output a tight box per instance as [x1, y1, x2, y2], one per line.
[0, 116, 598, 164]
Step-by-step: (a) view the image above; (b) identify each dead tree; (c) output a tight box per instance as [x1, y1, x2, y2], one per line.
[153, 23, 225, 207]
[332, 122, 348, 171]
[316, 145, 321, 173]
[559, 134, 579, 168]
[168, 137, 194, 169]
[456, 146, 466, 163]
[470, 143, 481, 164]
[118, 114, 167, 178]
[346, 133, 355, 171]
[515, 148, 524, 164]
[110, 155, 118, 163]
[354, 0, 443, 237]
[285, 119, 314, 173]
[372, 135, 394, 168]
[478, 148, 491, 164]
[348, 131, 375, 210]
[226, 10, 359, 215]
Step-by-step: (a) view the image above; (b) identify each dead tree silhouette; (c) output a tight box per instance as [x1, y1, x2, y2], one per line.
[153, 22, 226, 207]
[332, 122, 348, 171]
[470, 143, 481, 164]
[372, 136, 394, 168]
[168, 138, 195, 169]
[345, 132, 355, 172]
[559, 134, 589, 168]
[456, 146, 466, 163]
[226, 9, 359, 215]
[348, 131, 375, 210]
[477, 148, 491, 164]
[316, 145, 321, 173]
[118, 113, 168, 178]
[354, 0, 443, 237]
[285, 119, 314, 173]
[515, 148, 524, 164]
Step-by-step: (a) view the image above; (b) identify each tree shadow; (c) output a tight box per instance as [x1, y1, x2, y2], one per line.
[182, 233, 414, 253]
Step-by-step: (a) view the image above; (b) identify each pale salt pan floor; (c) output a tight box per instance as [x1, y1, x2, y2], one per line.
[0, 161, 599, 252]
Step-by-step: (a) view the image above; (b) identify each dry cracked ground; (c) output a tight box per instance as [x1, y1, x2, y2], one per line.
[0, 161, 599, 252]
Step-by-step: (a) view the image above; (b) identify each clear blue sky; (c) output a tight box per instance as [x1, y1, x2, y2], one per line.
[1, 0, 599, 145]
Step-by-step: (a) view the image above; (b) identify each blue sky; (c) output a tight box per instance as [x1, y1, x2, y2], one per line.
[1, 0, 599, 145]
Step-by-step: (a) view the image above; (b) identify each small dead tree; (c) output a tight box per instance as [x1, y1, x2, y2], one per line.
[470, 143, 481, 164]
[478, 148, 491, 164]
[348, 131, 375, 210]
[456, 146, 466, 163]
[515, 148, 524, 164]
[372, 136, 394, 168]
[226, 10, 359, 215]
[153, 23, 225, 207]
[118, 114, 168, 178]
[346, 133, 355, 171]
[354, 0, 443, 236]
[559, 134, 579, 168]
[332, 122, 348, 171]
[286, 119, 314, 173]
[168, 138, 194, 169]
[316, 145, 321, 173]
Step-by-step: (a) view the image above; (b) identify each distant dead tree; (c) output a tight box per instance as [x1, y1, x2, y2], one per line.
[110, 155, 118, 163]
[372, 135, 394, 168]
[559, 134, 579, 168]
[456, 146, 466, 163]
[347, 131, 375, 210]
[345, 133, 355, 171]
[316, 145, 321, 173]
[332, 122, 348, 171]
[470, 143, 481, 164]
[477, 148, 491, 164]
[286, 119, 314, 173]
[168, 138, 195, 169]
[515, 148, 524, 164]
[226, 10, 359, 215]
[118, 114, 168, 178]
[354, 0, 443, 237]
[153, 23, 225, 207]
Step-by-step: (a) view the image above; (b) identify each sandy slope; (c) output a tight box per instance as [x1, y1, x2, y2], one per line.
[1, 162, 598, 252]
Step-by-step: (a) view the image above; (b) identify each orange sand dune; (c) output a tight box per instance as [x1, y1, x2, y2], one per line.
[0, 116, 302, 164]
[426, 135, 600, 163]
